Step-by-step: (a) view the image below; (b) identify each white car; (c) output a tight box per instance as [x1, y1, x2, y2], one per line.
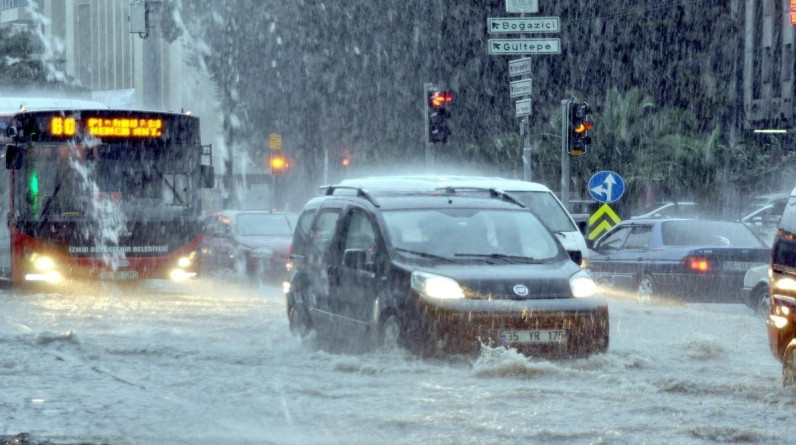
[742, 264, 770, 318]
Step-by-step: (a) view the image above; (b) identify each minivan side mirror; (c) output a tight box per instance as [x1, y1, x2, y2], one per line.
[567, 249, 583, 265]
[343, 248, 369, 270]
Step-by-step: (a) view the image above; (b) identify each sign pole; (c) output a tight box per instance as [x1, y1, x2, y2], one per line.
[521, 9, 531, 181]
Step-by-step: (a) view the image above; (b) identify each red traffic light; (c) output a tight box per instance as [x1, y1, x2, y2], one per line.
[340, 157, 351, 167]
[429, 91, 453, 108]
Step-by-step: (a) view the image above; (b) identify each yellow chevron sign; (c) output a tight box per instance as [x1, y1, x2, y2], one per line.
[588, 203, 622, 240]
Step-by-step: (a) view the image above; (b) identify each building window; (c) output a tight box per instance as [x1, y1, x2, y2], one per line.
[2, 0, 29, 10]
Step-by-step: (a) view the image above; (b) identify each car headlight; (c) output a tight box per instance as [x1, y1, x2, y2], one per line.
[411, 271, 465, 300]
[251, 247, 276, 259]
[570, 270, 598, 298]
[177, 256, 192, 268]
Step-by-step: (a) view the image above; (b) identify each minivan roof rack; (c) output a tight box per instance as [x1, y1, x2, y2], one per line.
[434, 186, 527, 209]
[319, 185, 380, 207]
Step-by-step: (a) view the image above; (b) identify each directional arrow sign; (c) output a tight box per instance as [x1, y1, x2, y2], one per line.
[488, 17, 560, 34]
[488, 39, 561, 55]
[508, 58, 531, 77]
[509, 79, 532, 98]
[588, 204, 622, 241]
[588, 171, 626, 203]
[506, 0, 538, 13]
[515, 99, 532, 117]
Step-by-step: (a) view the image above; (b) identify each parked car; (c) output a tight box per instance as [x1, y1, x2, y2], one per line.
[740, 193, 787, 246]
[589, 218, 770, 303]
[629, 201, 700, 219]
[767, 187, 796, 385]
[285, 183, 609, 358]
[340, 175, 591, 268]
[742, 264, 770, 318]
[200, 210, 296, 281]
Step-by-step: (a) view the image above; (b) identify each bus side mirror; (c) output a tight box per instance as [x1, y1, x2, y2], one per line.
[6, 145, 23, 170]
[200, 164, 214, 188]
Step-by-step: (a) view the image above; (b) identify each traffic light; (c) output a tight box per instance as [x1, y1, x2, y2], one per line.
[340, 156, 352, 168]
[269, 151, 286, 175]
[568, 101, 593, 156]
[427, 90, 453, 144]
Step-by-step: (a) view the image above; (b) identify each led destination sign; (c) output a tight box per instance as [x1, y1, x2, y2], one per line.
[50, 116, 164, 138]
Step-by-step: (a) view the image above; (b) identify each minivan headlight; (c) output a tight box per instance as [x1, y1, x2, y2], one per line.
[570, 270, 598, 298]
[411, 271, 465, 300]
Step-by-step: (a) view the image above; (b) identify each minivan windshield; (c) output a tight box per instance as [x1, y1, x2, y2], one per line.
[502, 191, 577, 232]
[382, 208, 563, 261]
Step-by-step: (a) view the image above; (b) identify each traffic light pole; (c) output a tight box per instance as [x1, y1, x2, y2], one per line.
[423, 82, 435, 170]
[560, 99, 571, 211]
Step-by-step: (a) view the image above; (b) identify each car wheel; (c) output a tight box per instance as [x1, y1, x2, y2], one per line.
[379, 314, 402, 350]
[288, 297, 313, 339]
[233, 251, 248, 278]
[750, 285, 771, 318]
[784, 344, 796, 387]
[636, 274, 654, 303]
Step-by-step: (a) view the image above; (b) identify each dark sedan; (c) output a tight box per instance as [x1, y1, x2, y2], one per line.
[589, 218, 770, 303]
[200, 210, 296, 282]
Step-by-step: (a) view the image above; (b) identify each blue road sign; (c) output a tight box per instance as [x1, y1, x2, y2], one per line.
[588, 171, 625, 203]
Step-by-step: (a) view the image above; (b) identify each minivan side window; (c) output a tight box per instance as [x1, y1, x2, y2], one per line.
[310, 209, 341, 252]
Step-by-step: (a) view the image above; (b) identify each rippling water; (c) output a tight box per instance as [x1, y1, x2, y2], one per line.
[0, 280, 792, 444]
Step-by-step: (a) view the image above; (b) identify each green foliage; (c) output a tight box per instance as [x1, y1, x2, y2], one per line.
[176, 0, 786, 210]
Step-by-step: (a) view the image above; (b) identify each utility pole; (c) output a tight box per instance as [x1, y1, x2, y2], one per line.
[129, 0, 162, 111]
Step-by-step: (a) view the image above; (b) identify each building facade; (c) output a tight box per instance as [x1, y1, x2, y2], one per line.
[0, 0, 219, 142]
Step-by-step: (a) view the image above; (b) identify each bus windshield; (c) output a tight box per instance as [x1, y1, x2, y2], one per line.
[17, 142, 197, 221]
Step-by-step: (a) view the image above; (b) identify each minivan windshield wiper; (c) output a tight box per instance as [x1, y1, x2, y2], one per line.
[452, 253, 541, 264]
[394, 247, 454, 262]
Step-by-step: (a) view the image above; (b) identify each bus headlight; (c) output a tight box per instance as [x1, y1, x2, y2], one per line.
[33, 255, 56, 272]
[177, 256, 192, 268]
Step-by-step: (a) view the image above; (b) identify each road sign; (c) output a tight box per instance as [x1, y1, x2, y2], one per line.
[488, 38, 561, 55]
[510, 79, 532, 98]
[506, 0, 538, 13]
[269, 133, 282, 150]
[588, 204, 622, 240]
[508, 58, 531, 77]
[588, 171, 625, 203]
[515, 99, 532, 117]
[488, 17, 560, 34]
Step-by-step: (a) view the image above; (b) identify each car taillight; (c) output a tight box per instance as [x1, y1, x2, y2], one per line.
[684, 256, 711, 273]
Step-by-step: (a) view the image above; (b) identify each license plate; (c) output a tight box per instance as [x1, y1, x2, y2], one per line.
[723, 261, 764, 271]
[99, 270, 139, 280]
[499, 329, 567, 344]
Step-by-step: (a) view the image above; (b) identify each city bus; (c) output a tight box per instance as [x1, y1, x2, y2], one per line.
[1, 101, 214, 285]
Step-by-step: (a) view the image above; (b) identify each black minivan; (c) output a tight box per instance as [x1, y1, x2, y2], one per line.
[767, 187, 796, 385]
[285, 183, 609, 358]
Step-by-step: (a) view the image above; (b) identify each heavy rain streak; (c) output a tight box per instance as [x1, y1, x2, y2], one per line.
[2, 0, 796, 444]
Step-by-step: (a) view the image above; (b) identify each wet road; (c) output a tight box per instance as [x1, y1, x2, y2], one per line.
[0, 278, 793, 444]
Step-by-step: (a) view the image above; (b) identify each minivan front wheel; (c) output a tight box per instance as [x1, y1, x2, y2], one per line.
[379, 314, 402, 350]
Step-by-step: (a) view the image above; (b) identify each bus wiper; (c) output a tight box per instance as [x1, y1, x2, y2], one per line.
[452, 253, 540, 264]
[394, 247, 454, 262]
[151, 163, 185, 205]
